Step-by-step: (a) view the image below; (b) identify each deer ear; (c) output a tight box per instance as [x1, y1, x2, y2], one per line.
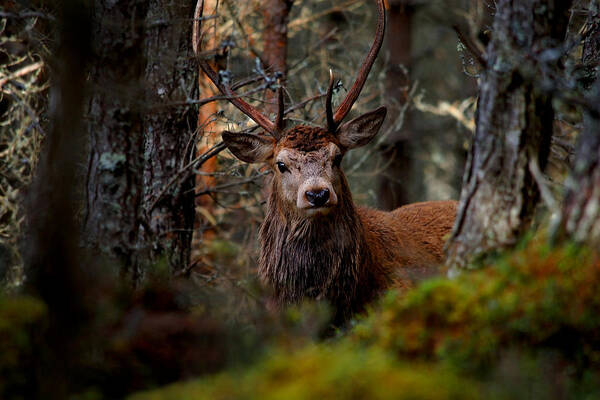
[222, 132, 275, 163]
[336, 106, 387, 149]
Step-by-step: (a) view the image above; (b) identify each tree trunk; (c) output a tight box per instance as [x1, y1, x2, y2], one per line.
[445, 0, 573, 269]
[378, 0, 415, 210]
[84, 0, 148, 282]
[25, 1, 92, 397]
[85, 0, 197, 281]
[555, 2, 600, 244]
[262, 0, 293, 115]
[580, 1, 600, 91]
[142, 0, 197, 274]
[193, 0, 220, 263]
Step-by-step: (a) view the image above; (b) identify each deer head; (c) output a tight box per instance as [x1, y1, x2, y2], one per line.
[222, 107, 386, 217]
[193, 0, 386, 218]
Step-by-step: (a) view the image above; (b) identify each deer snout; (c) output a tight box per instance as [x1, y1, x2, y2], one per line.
[305, 189, 329, 207]
[297, 179, 338, 211]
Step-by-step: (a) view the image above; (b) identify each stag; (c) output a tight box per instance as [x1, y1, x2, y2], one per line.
[193, 0, 457, 321]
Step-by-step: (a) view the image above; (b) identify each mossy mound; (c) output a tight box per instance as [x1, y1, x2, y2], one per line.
[130, 343, 482, 400]
[132, 239, 600, 399]
[352, 240, 600, 374]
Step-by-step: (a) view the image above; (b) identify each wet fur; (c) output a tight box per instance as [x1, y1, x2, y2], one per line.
[259, 140, 458, 321]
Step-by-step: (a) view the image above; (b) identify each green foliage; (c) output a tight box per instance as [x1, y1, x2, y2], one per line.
[0, 295, 46, 398]
[130, 343, 482, 400]
[131, 238, 600, 400]
[352, 239, 600, 373]
[6, 237, 600, 399]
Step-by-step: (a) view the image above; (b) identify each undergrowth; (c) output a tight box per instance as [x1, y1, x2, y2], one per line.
[128, 237, 600, 400]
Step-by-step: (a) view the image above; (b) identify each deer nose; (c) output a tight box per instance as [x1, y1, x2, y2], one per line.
[305, 189, 330, 207]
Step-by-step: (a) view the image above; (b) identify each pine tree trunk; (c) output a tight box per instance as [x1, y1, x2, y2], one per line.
[142, 0, 197, 274]
[84, 0, 197, 281]
[262, 0, 293, 116]
[193, 0, 222, 263]
[84, 0, 148, 282]
[378, 0, 416, 210]
[445, 0, 572, 269]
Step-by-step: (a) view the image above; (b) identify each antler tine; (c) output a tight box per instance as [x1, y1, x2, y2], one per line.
[193, 0, 278, 136]
[332, 0, 386, 128]
[326, 69, 336, 133]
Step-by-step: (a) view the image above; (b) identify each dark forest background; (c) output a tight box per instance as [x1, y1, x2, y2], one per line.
[1, 0, 600, 399]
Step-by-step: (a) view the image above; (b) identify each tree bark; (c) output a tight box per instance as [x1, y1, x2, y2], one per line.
[193, 0, 220, 261]
[555, 2, 600, 244]
[85, 0, 197, 281]
[445, 0, 572, 269]
[142, 0, 197, 274]
[378, 0, 416, 210]
[580, 1, 600, 91]
[262, 0, 293, 115]
[84, 0, 148, 282]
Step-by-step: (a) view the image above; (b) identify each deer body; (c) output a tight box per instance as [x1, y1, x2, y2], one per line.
[193, 0, 457, 321]
[257, 128, 457, 320]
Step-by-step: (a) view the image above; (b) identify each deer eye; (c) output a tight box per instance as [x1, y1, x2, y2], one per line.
[276, 161, 289, 173]
[333, 154, 343, 167]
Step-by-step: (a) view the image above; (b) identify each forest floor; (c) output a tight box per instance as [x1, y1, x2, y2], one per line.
[3, 234, 600, 399]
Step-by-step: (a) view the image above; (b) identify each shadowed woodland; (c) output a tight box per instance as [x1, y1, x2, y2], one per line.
[1, 0, 600, 398]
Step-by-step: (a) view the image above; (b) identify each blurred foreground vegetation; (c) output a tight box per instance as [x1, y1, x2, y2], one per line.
[3, 235, 600, 399]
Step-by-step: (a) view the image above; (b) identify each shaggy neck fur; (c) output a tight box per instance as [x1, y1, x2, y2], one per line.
[259, 176, 375, 321]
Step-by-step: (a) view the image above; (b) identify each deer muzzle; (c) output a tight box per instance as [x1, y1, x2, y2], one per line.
[297, 178, 338, 215]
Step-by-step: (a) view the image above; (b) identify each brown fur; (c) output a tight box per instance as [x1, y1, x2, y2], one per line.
[224, 120, 457, 322]
[278, 126, 337, 152]
[256, 127, 457, 321]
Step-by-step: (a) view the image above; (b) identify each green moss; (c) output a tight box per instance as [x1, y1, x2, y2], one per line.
[352, 239, 600, 373]
[130, 343, 483, 400]
[129, 238, 600, 399]
[207, 239, 240, 260]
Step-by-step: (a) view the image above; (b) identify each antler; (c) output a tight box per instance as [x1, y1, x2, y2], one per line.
[327, 0, 386, 132]
[326, 69, 336, 133]
[275, 86, 285, 131]
[193, 0, 282, 139]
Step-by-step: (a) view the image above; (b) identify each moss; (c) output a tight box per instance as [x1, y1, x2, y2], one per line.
[352, 239, 600, 374]
[0, 295, 47, 397]
[130, 343, 484, 400]
[129, 238, 600, 399]
[207, 239, 240, 260]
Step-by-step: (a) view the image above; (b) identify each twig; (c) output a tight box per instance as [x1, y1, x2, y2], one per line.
[0, 11, 55, 20]
[288, 0, 361, 30]
[195, 171, 270, 197]
[413, 94, 476, 132]
[289, 27, 339, 72]
[147, 142, 227, 213]
[284, 93, 328, 114]
[222, 0, 268, 67]
[4, 90, 46, 137]
[0, 61, 44, 89]
[148, 85, 269, 109]
[347, 84, 418, 175]
[452, 25, 487, 68]
[529, 159, 559, 214]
